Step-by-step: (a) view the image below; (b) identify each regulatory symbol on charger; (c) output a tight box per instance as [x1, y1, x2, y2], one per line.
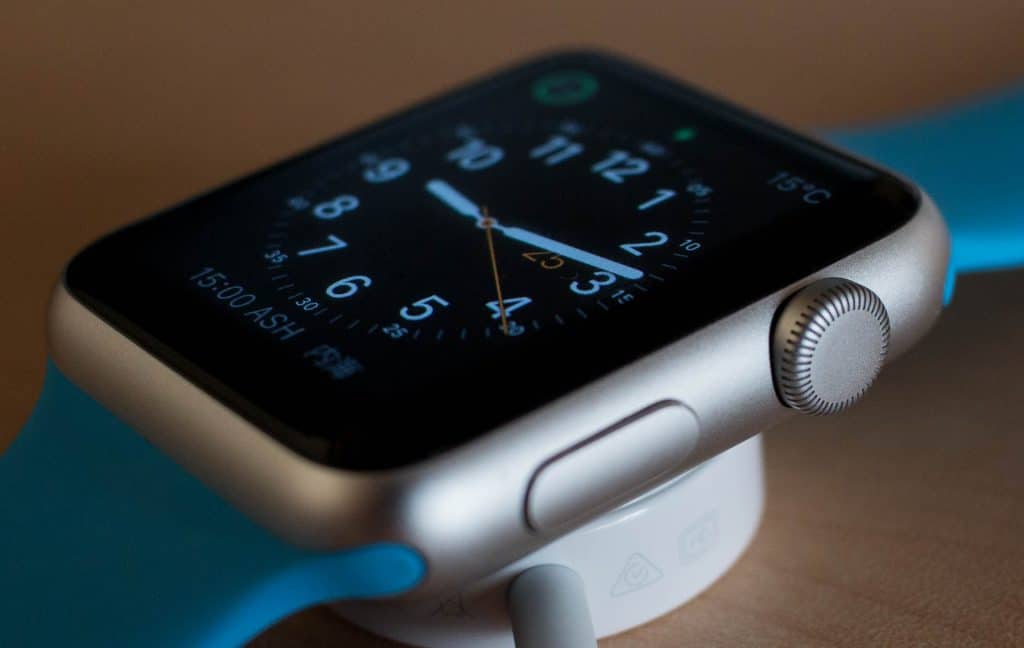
[610, 553, 663, 597]
[430, 593, 471, 618]
[679, 510, 719, 564]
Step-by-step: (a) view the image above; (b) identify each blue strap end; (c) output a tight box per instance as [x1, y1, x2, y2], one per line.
[0, 363, 426, 647]
[828, 84, 1024, 303]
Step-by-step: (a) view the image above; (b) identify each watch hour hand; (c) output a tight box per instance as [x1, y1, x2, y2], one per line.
[426, 178, 481, 221]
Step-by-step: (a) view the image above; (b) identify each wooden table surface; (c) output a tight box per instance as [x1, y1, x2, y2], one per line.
[4, 2, 1023, 646]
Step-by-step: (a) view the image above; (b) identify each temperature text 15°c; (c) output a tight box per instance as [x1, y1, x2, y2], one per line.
[767, 171, 832, 205]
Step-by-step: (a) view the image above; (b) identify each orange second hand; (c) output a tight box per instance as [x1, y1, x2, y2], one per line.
[482, 207, 510, 335]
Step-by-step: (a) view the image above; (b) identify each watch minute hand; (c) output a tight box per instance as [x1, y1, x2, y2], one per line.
[425, 178, 644, 280]
[496, 226, 644, 280]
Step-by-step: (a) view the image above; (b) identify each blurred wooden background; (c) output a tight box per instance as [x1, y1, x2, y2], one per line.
[3, 2, 1023, 645]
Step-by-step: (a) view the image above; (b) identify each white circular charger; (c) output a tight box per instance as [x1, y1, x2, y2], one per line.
[334, 434, 765, 647]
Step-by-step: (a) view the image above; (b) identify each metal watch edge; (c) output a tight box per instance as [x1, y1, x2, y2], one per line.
[46, 193, 948, 599]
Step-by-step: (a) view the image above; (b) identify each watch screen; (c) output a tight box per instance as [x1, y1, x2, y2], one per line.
[66, 52, 918, 469]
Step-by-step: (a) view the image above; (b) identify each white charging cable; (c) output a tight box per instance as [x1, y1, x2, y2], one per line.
[507, 564, 597, 648]
[332, 436, 766, 648]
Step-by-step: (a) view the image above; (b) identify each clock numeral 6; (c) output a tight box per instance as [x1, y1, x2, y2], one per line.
[570, 271, 617, 295]
[326, 275, 372, 299]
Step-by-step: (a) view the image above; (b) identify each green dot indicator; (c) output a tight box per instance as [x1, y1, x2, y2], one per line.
[532, 71, 599, 107]
[673, 127, 697, 142]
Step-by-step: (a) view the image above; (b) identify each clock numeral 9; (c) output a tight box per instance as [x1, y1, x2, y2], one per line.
[363, 158, 411, 183]
[400, 294, 451, 321]
[570, 271, 617, 295]
[326, 275, 372, 299]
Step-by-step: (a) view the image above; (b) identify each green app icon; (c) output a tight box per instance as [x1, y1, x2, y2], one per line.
[532, 71, 599, 106]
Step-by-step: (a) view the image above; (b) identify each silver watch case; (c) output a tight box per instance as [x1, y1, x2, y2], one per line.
[48, 189, 949, 598]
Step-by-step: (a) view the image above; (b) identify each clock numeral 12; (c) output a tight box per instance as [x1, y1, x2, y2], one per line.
[592, 150, 649, 184]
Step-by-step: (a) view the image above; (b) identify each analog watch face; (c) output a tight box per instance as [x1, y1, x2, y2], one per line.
[66, 53, 918, 468]
[256, 118, 718, 343]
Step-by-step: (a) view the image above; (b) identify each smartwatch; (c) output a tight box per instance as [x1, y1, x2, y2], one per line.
[5, 50, 1014, 647]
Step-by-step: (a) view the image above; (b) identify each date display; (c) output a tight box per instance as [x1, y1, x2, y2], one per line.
[304, 344, 364, 380]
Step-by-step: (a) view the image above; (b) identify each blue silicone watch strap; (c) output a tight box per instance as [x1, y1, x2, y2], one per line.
[828, 84, 1024, 299]
[0, 362, 426, 647]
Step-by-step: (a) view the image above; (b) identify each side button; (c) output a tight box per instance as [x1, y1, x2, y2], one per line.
[525, 402, 700, 533]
